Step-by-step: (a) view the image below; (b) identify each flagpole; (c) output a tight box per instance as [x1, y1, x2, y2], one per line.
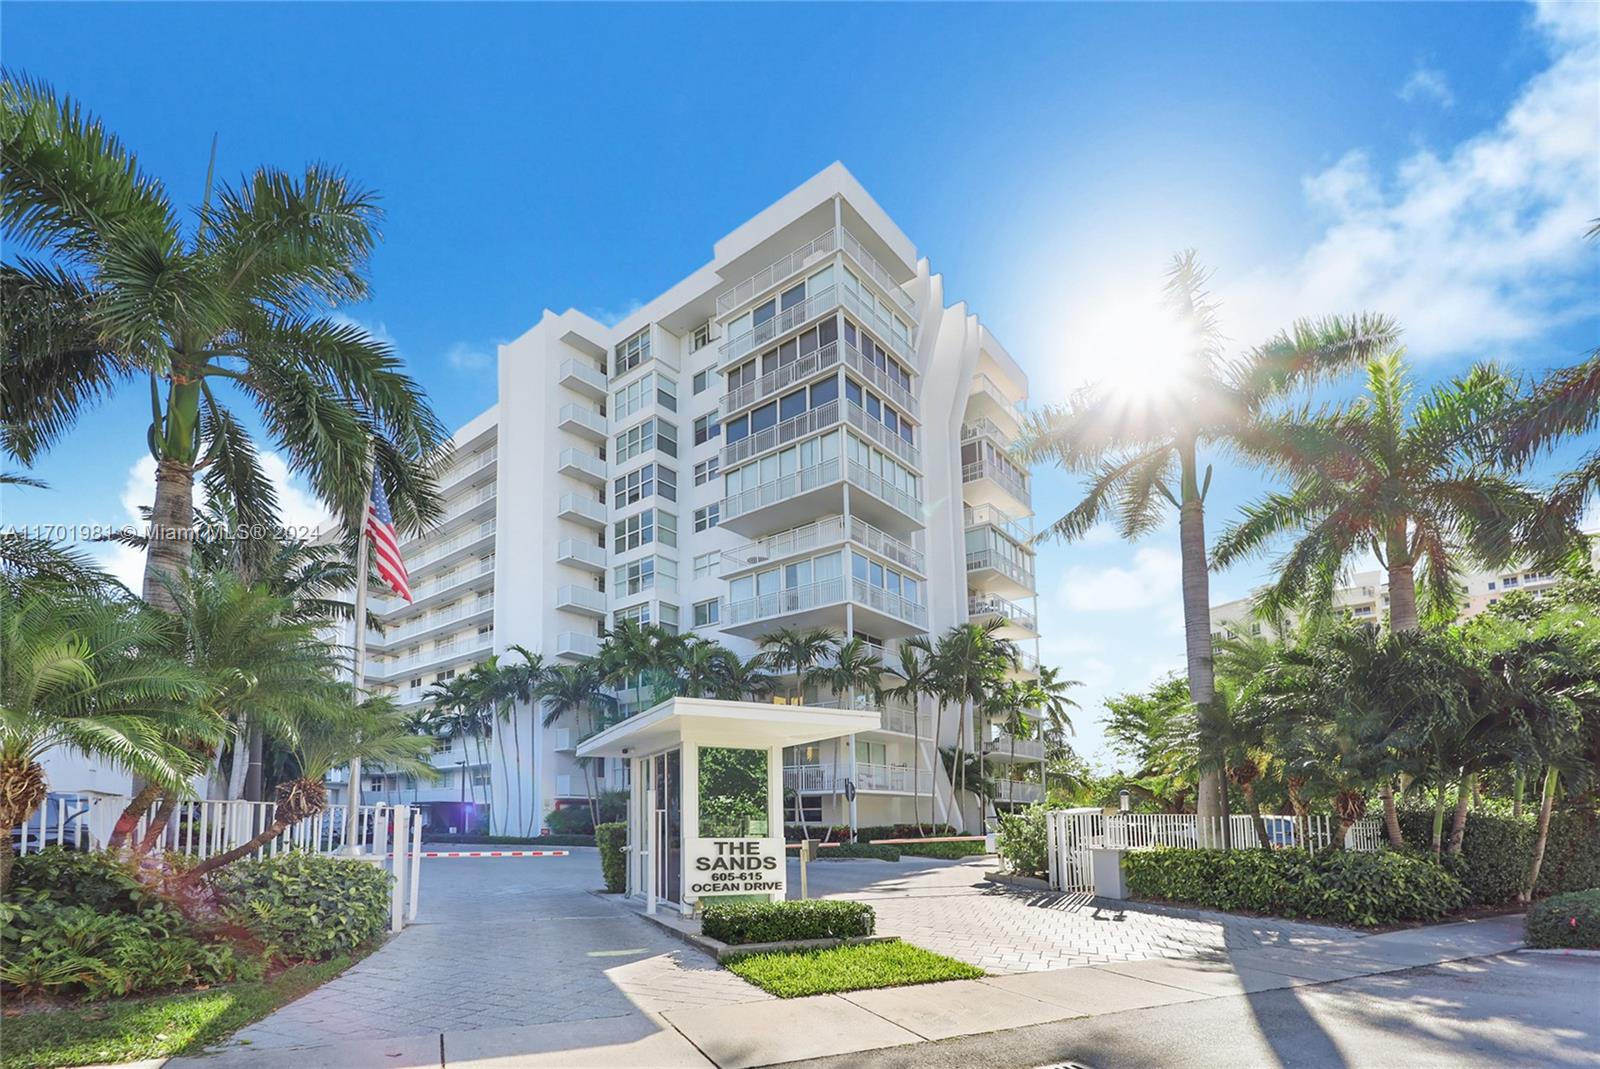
[341, 459, 374, 855]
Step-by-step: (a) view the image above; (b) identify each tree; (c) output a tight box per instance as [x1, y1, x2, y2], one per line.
[597, 620, 685, 705]
[883, 637, 937, 831]
[758, 626, 838, 702]
[805, 637, 885, 707]
[0, 583, 208, 888]
[1498, 351, 1599, 539]
[183, 695, 435, 881]
[930, 620, 1017, 829]
[422, 675, 491, 809]
[1021, 251, 1396, 834]
[710, 652, 776, 703]
[1030, 666, 1081, 797]
[537, 662, 615, 826]
[1, 76, 447, 613]
[1103, 675, 1197, 813]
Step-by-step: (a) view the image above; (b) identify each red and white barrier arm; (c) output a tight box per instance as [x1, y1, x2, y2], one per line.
[385, 849, 571, 859]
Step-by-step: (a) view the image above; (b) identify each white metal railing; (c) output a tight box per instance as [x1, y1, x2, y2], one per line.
[372, 596, 494, 646]
[964, 504, 1032, 544]
[839, 284, 915, 367]
[783, 763, 932, 794]
[558, 493, 607, 526]
[963, 457, 1031, 505]
[399, 521, 497, 576]
[965, 547, 1036, 591]
[721, 515, 925, 575]
[838, 227, 916, 314]
[721, 285, 840, 363]
[851, 578, 928, 628]
[722, 458, 841, 522]
[556, 538, 606, 570]
[716, 228, 840, 318]
[724, 577, 846, 627]
[558, 448, 607, 482]
[437, 447, 498, 492]
[378, 556, 494, 613]
[969, 373, 1025, 423]
[961, 418, 1015, 450]
[1098, 813, 1385, 852]
[721, 340, 842, 414]
[722, 399, 840, 468]
[809, 696, 931, 737]
[842, 339, 918, 417]
[846, 459, 922, 520]
[995, 780, 1045, 803]
[558, 402, 608, 438]
[400, 487, 497, 550]
[556, 584, 607, 615]
[556, 631, 601, 659]
[845, 401, 920, 470]
[372, 631, 494, 679]
[559, 358, 608, 394]
[988, 732, 1046, 760]
[968, 594, 1037, 632]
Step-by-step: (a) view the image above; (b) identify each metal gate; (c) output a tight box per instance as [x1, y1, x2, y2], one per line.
[1046, 807, 1104, 892]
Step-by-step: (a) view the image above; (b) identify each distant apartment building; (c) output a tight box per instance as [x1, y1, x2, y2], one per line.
[331, 164, 1045, 835]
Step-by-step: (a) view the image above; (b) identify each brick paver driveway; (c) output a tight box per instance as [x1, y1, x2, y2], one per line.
[794, 856, 1364, 974]
[211, 846, 768, 1053]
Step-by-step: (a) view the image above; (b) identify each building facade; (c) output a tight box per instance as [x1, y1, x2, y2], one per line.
[354, 164, 1044, 835]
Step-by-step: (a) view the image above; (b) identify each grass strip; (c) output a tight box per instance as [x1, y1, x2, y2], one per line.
[2, 954, 361, 1069]
[725, 940, 983, 998]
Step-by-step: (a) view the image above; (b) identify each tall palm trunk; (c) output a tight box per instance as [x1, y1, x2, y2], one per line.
[1380, 526, 1418, 848]
[142, 456, 197, 613]
[1430, 768, 1449, 856]
[1512, 768, 1525, 820]
[1176, 446, 1222, 842]
[910, 699, 922, 834]
[1447, 770, 1474, 855]
[185, 777, 326, 882]
[108, 781, 164, 849]
[0, 758, 48, 892]
[1381, 779, 1404, 849]
[1523, 767, 1559, 903]
[929, 701, 948, 830]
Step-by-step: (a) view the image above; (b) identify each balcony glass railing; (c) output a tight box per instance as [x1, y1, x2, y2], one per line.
[961, 418, 1015, 450]
[400, 487, 496, 550]
[721, 516, 925, 575]
[556, 584, 607, 615]
[437, 447, 498, 492]
[557, 402, 607, 437]
[716, 226, 915, 320]
[966, 546, 1036, 591]
[988, 731, 1046, 760]
[372, 595, 494, 646]
[995, 780, 1045, 803]
[556, 632, 602, 659]
[557, 493, 607, 525]
[557, 448, 606, 482]
[722, 399, 840, 468]
[724, 577, 846, 628]
[962, 457, 1031, 505]
[964, 504, 1032, 544]
[845, 401, 920, 470]
[722, 458, 841, 523]
[372, 631, 494, 679]
[967, 594, 1038, 633]
[721, 341, 842, 415]
[721, 285, 840, 364]
[401, 521, 497, 576]
[851, 578, 928, 628]
[846, 459, 922, 521]
[558, 358, 608, 394]
[969, 373, 1025, 422]
[556, 538, 606, 569]
[377, 556, 494, 613]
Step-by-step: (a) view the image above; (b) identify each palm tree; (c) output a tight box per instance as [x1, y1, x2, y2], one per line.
[1, 76, 448, 613]
[713, 652, 776, 703]
[184, 695, 435, 881]
[679, 636, 731, 699]
[1020, 252, 1397, 832]
[758, 626, 838, 702]
[805, 638, 886, 707]
[1214, 355, 1564, 845]
[931, 620, 1016, 830]
[598, 620, 685, 705]
[1498, 351, 1599, 543]
[883, 637, 937, 830]
[422, 677, 491, 809]
[0, 583, 209, 888]
[538, 662, 615, 825]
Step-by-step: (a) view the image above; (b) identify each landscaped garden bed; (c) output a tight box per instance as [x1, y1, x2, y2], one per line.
[1525, 889, 1600, 949]
[726, 940, 983, 998]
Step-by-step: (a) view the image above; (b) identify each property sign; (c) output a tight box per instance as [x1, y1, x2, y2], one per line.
[686, 837, 785, 899]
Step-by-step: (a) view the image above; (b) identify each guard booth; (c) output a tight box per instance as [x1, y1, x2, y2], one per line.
[577, 697, 877, 916]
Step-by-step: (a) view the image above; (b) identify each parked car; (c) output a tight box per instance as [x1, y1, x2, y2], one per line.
[10, 792, 95, 853]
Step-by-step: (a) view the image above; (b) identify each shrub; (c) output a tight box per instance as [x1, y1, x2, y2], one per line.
[816, 844, 900, 861]
[898, 841, 988, 860]
[856, 824, 955, 841]
[1395, 808, 1600, 904]
[1525, 889, 1600, 949]
[1539, 812, 1600, 896]
[995, 806, 1048, 879]
[1123, 847, 1468, 927]
[9, 848, 151, 914]
[211, 852, 390, 961]
[596, 822, 627, 893]
[546, 806, 596, 835]
[784, 824, 853, 843]
[702, 900, 875, 945]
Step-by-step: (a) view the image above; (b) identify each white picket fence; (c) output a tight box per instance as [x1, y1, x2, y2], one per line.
[1045, 808, 1385, 893]
[10, 795, 425, 931]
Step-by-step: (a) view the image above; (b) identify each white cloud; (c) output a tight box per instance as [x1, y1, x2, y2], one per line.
[1056, 546, 1182, 613]
[584, 298, 644, 328]
[1398, 65, 1454, 109]
[445, 341, 493, 373]
[1229, 6, 1599, 360]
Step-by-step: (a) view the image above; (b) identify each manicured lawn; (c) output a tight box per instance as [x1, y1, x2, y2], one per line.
[726, 940, 983, 998]
[1, 955, 360, 1069]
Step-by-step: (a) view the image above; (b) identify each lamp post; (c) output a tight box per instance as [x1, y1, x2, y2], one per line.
[1119, 788, 1131, 813]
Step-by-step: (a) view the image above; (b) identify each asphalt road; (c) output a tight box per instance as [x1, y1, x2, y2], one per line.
[778, 952, 1600, 1069]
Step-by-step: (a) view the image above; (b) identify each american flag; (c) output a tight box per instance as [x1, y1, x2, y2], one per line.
[365, 477, 412, 603]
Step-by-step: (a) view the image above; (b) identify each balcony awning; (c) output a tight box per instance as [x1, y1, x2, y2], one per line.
[576, 697, 878, 759]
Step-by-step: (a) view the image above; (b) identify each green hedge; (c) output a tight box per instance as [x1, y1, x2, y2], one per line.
[702, 900, 875, 945]
[995, 806, 1048, 879]
[596, 822, 626, 893]
[1525, 889, 1600, 949]
[1124, 847, 1469, 927]
[212, 853, 390, 961]
[1395, 809, 1600, 905]
[898, 841, 988, 860]
[816, 844, 900, 862]
[857, 824, 956, 841]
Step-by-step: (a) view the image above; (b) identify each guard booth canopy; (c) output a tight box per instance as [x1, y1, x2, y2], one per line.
[577, 697, 878, 915]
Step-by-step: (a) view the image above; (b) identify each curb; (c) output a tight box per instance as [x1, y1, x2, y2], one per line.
[634, 909, 896, 961]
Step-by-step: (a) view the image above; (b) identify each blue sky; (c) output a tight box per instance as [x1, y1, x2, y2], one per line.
[6, 1, 1597, 767]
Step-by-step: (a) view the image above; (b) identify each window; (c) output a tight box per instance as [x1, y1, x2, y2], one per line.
[693, 456, 720, 486]
[613, 373, 676, 420]
[614, 418, 678, 463]
[722, 431, 842, 498]
[694, 413, 721, 445]
[693, 599, 719, 627]
[849, 551, 919, 606]
[693, 368, 712, 395]
[691, 323, 712, 352]
[693, 551, 719, 580]
[614, 463, 676, 506]
[614, 328, 651, 374]
[846, 432, 920, 502]
[795, 794, 822, 823]
[658, 603, 680, 632]
[613, 509, 676, 552]
[1503, 576, 1519, 588]
[694, 504, 720, 532]
[615, 557, 676, 597]
[614, 603, 651, 628]
[1488, 581, 1497, 591]
[846, 377, 914, 445]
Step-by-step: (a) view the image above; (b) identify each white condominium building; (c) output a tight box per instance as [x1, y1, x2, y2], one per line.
[353, 164, 1044, 835]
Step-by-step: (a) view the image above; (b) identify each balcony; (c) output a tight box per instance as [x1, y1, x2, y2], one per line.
[556, 584, 607, 618]
[377, 555, 494, 615]
[401, 485, 497, 550]
[721, 516, 925, 577]
[988, 732, 1046, 762]
[962, 455, 1031, 512]
[437, 447, 498, 493]
[370, 631, 494, 681]
[964, 504, 1032, 544]
[555, 631, 601, 660]
[1008, 649, 1041, 679]
[851, 578, 928, 630]
[371, 595, 494, 647]
[558, 493, 607, 529]
[809, 697, 932, 738]
[995, 780, 1045, 804]
[721, 285, 840, 365]
[721, 576, 926, 639]
[842, 339, 918, 418]
[557, 402, 608, 442]
[721, 340, 842, 416]
[556, 538, 606, 572]
[838, 284, 916, 368]
[783, 763, 932, 795]
[961, 418, 1015, 452]
[557, 448, 607, 485]
[967, 594, 1039, 637]
[844, 401, 920, 470]
[966, 539, 1036, 599]
[722, 400, 840, 469]
[558, 358, 608, 399]
[719, 457, 924, 538]
[967, 373, 1025, 433]
[552, 728, 575, 753]
[716, 228, 840, 318]
[399, 521, 497, 579]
